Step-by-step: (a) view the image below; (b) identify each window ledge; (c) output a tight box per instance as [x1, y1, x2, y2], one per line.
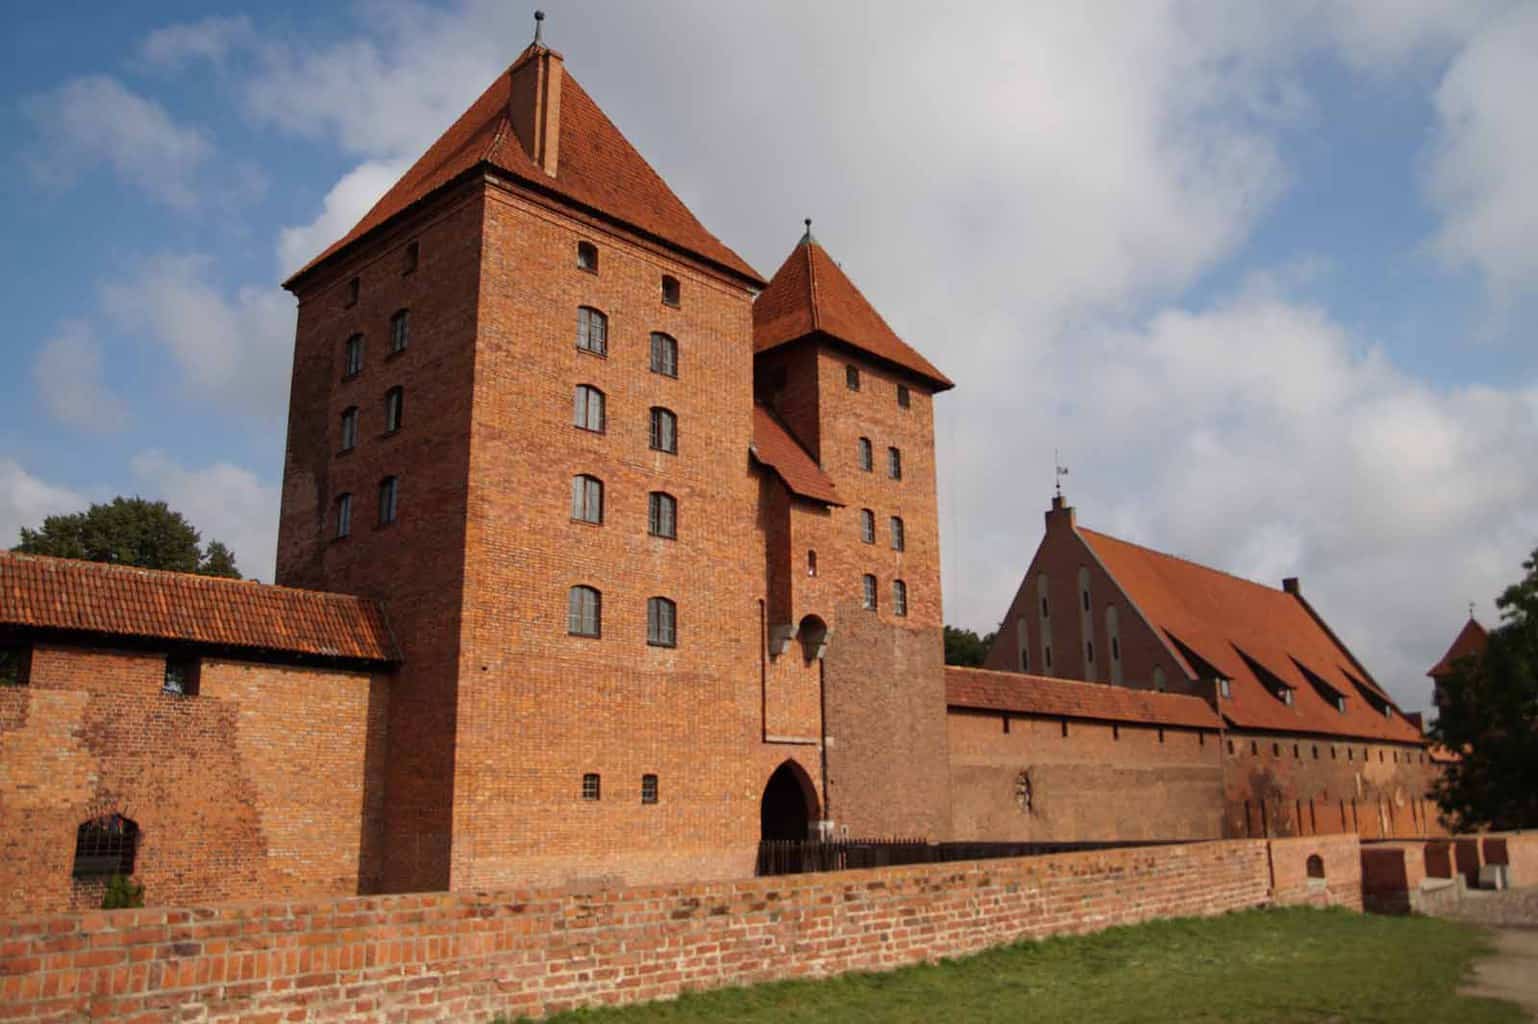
[647, 640, 678, 649]
[576, 345, 608, 359]
[386, 346, 408, 361]
[570, 517, 603, 527]
[336, 447, 356, 458]
[341, 372, 362, 383]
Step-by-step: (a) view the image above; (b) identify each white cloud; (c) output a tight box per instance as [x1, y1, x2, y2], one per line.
[30, 321, 128, 433]
[277, 158, 409, 279]
[139, 15, 256, 69]
[100, 254, 293, 421]
[129, 451, 280, 582]
[0, 460, 86, 550]
[21, 75, 212, 209]
[1425, 2, 1538, 299]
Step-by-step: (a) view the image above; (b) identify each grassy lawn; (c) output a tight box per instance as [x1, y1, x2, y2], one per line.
[519, 908, 1523, 1023]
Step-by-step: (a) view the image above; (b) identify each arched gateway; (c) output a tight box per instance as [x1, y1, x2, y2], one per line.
[760, 760, 819, 841]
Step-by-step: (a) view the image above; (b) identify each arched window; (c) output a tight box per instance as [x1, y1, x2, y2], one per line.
[377, 476, 398, 525]
[384, 386, 404, 433]
[1306, 854, 1326, 879]
[568, 586, 601, 637]
[343, 333, 364, 378]
[887, 447, 902, 480]
[650, 407, 677, 453]
[859, 509, 875, 544]
[647, 597, 677, 647]
[573, 385, 605, 432]
[861, 574, 877, 611]
[661, 275, 681, 307]
[857, 437, 873, 472]
[890, 516, 905, 551]
[73, 814, 138, 879]
[577, 240, 598, 272]
[892, 579, 908, 617]
[571, 474, 604, 524]
[648, 491, 676, 538]
[650, 332, 678, 377]
[389, 309, 410, 353]
[340, 407, 359, 452]
[577, 306, 607, 355]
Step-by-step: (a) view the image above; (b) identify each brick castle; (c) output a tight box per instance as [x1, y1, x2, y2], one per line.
[0, 29, 1444, 914]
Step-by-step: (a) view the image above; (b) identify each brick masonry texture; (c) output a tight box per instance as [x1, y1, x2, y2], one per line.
[0, 645, 386, 914]
[0, 837, 1353, 1023]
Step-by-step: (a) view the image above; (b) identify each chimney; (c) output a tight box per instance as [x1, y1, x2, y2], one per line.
[507, 27, 563, 177]
[1282, 577, 1300, 596]
[1045, 495, 1076, 533]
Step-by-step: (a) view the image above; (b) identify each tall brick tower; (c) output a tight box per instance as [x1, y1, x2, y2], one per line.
[277, 26, 955, 891]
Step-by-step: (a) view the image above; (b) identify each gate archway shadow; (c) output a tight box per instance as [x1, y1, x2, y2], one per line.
[760, 759, 819, 842]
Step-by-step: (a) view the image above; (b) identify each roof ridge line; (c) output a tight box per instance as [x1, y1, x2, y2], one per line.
[1078, 525, 1293, 595]
[0, 550, 369, 603]
[804, 240, 821, 332]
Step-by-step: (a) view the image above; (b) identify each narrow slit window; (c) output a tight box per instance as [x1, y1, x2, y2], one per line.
[650, 407, 677, 453]
[807, 550, 817, 577]
[340, 407, 359, 451]
[568, 586, 601, 637]
[647, 597, 677, 648]
[335, 493, 352, 539]
[582, 773, 601, 800]
[343, 334, 364, 378]
[577, 306, 608, 355]
[890, 516, 905, 551]
[573, 385, 606, 433]
[345, 277, 359, 308]
[402, 240, 419, 274]
[648, 492, 676, 539]
[378, 476, 398, 525]
[888, 447, 902, 480]
[650, 332, 678, 377]
[571, 474, 604, 524]
[384, 386, 404, 433]
[389, 309, 410, 353]
[641, 774, 659, 804]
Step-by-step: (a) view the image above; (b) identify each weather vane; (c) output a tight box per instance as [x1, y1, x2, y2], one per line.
[1054, 450, 1069, 499]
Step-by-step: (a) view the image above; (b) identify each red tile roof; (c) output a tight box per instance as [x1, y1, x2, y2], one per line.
[1077, 527, 1422, 743]
[1428, 618, 1488, 678]
[0, 552, 398, 663]
[286, 45, 761, 288]
[946, 665, 1221, 731]
[751, 405, 842, 505]
[754, 236, 953, 391]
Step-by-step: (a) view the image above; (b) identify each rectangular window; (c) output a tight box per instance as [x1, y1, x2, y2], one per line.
[846, 365, 860, 390]
[661, 275, 680, 307]
[344, 334, 364, 378]
[892, 580, 908, 617]
[402, 240, 419, 275]
[389, 310, 410, 353]
[582, 773, 601, 800]
[577, 241, 598, 272]
[861, 574, 877, 611]
[378, 476, 398, 525]
[888, 447, 902, 480]
[335, 493, 352, 539]
[860, 509, 875, 544]
[641, 774, 659, 804]
[0, 643, 31, 687]
[890, 516, 905, 551]
[340, 407, 358, 451]
[857, 438, 873, 472]
[647, 597, 677, 647]
[648, 492, 676, 539]
[897, 384, 911, 408]
[384, 387, 404, 433]
[163, 654, 200, 696]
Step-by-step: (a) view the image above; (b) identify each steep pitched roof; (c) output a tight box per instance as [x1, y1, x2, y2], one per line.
[0, 552, 398, 664]
[751, 405, 842, 505]
[754, 235, 953, 391]
[1428, 618, 1488, 678]
[1077, 527, 1422, 743]
[946, 665, 1221, 731]
[286, 44, 761, 288]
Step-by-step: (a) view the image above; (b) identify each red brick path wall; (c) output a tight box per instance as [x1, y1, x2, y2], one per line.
[0, 839, 1314, 1023]
[1268, 834, 1363, 910]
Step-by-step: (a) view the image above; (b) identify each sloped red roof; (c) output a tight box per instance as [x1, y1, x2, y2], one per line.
[287, 45, 760, 287]
[946, 665, 1221, 731]
[751, 405, 842, 505]
[1428, 618, 1488, 678]
[754, 236, 953, 391]
[1078, 527, 1422, 743]
[0, 552, 398, 663]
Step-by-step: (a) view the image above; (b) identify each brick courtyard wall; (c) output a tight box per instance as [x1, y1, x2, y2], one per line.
[0, 839, 1285, 1023]
[1268, 834, 1362, 910]
[0, 644, 387, 914]
[1481, 833, 1538, 887]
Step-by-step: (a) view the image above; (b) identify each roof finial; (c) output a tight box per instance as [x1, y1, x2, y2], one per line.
[801, 217, 814, 244]
[533, 9, 545, 45]
[1054, 449, 1069, 500]
[1469, 600, 1476, 620]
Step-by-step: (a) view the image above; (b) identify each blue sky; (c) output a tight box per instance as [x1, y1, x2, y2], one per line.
[2, 1, 1536, 713]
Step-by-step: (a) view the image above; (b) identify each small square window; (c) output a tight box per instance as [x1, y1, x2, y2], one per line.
[577, 241, 598, 272]
[641, 774, 659, 804]
[661, 275, 680, 307]
[0, 643, 31, 687]
[582, 773, 601, 800]
[402, 241, 419, 275]
[846, 365, 860, 391]
[897, 384, 911, 408]
[163, 654, 200, 696]
[345, 277, 359, 308]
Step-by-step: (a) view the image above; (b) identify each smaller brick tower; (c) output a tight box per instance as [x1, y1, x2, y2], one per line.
[753, 224, 955, 838]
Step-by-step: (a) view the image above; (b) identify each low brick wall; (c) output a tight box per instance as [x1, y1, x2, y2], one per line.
[1269, 834, 1363, 910]
[1360, 833, 1538, 914]
[1480, 833, 1538, 886]
[0, 840, 1290, 1023]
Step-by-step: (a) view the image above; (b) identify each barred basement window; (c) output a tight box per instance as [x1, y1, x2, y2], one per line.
[568, 586, 601, 637]
[661, 275, 680, 307]
[389, 309, 410, 353]
[340, 407, 359, 452]
[0, 643, 31, 687]
[335, 493, 352, 539]
[892, 579, 908, 617]
[343, 334, 364, 378]
[890, 516, 905, 551]
[860, 509, 875, 544]
[887, 447, 902, 480]
[577, 241, 598, 272]
[897, 384, 911, 408]
[648, 492, 676, 539]
[72, 814, 138, 879]
[650, 332, 678, 377]
[402, 240, 419, 275]
[846, 365, 860, 391]
[163, 654, 200, 696]
[582, 773, 601, 800]
[641, 774, 659, 804]
[647, 596, 677, 648]
[650, 407, 677, 453]
[571, 475, 604, 524]
[378, 476, 398, 525]
[577, 306, 608, 355]
[384, 386, 404, 433]
[857, 437, 873, 472]
[861, 574, 877, 611]
[573, 385, 606, 433]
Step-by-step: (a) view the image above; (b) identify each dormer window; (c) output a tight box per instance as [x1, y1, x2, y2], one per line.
[661, 275, 680, 307]
[1278, 687, 1295, 706]
[1383, 703, 1393, 720]
[1335, 694, 1347, 714]
[577, 241, 598, 272]
[1216, 677, 1231, 699]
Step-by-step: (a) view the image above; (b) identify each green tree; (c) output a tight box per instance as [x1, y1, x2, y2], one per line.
[1430, 547, 1538, 831]
[13, 497, 241, 578]
[945, 625, 997, 667]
